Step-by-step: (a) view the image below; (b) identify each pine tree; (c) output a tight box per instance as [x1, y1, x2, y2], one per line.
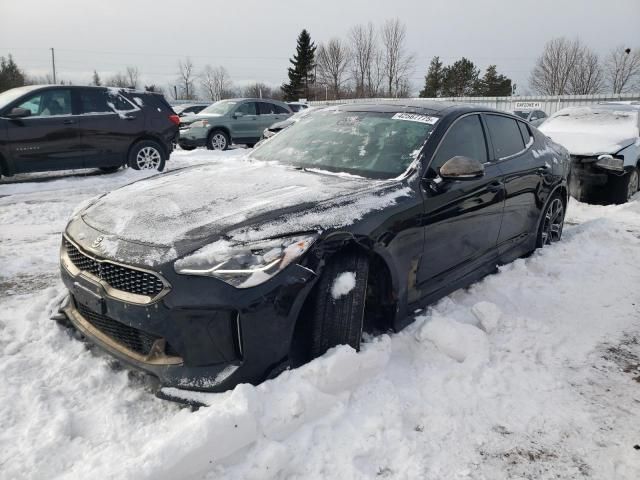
[441, 57, 480, 97]
[477, 65, 512, 96]
[92, 70, 101, 86]
[419, 56, 444, 97]
[0, 55, 26, 93]
[281, 29, 316, 101]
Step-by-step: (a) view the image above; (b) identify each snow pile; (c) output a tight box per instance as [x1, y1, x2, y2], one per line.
[1, 148, 640, 479]
[331, 271, 356, 299]
[540, 105, 639, 155]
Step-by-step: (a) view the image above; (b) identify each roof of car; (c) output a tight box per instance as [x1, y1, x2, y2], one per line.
[20, 84, 157, 95]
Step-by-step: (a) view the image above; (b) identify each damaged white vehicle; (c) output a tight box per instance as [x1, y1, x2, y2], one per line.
[540, 104, 640, 204]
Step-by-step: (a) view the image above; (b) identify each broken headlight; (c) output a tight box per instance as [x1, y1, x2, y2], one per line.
[595, 154, 624, 172]
[174, 235, 318, 288]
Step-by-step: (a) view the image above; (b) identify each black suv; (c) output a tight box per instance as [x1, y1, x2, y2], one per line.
[0, 85, 179, 178]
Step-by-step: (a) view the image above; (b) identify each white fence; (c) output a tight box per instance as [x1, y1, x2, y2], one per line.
[308, 93, 640, 116]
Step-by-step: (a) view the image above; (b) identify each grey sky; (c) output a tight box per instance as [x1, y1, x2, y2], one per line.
[1, 0, 639, 96]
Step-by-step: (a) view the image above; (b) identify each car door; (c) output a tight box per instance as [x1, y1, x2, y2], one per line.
[75, 88, 143, 168]
[230, 101, 259, 141]
[418, 113, 505, 296]
[485, 114, 546, 261]
[257, 102, 279, 133]
[5, 88, 84, 173]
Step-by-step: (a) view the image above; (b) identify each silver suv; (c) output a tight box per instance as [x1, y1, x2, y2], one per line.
[178, 98, 292, 150]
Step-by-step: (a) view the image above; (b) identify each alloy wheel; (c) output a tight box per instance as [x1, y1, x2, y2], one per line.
[627, 169, 639, 200]
[541, 198, 564, 246]
[210, 133, 227, 150]
[136, 146, 162, 170]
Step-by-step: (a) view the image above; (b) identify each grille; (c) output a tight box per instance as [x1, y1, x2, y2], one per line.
[65, 239, 165, 298]
[76, 302, 178, 357]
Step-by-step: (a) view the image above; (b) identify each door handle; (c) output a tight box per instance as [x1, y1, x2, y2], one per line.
[124, 115, 136, 121]
[63, 119, 77, 125]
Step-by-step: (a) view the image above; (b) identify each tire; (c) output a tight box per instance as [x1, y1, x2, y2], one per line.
[99, 166, 120, 173]
[608, 167, 639, 204]
[179, 144, 196, 151]
[207, 130, 229, 151]
[128, 140, 166, 171]
[308, 252, 370, 359]
[535, 192, 565, 248]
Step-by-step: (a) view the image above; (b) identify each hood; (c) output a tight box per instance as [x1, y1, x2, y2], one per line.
[269, 118, 295, 131]
[540, 108, 639, 156]
[76, 156, 410, 264]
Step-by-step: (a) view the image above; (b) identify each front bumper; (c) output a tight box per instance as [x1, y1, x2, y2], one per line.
[59, 238, 318, 392]
[178, 128, 207, 148]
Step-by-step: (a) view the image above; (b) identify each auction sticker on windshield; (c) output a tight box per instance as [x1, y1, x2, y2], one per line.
[392, 112, 439, 124]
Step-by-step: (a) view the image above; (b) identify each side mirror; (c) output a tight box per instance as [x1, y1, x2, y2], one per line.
[5, 107, 31, 119]
[233, 111, 244, 118]
[440, 156, 484, 180]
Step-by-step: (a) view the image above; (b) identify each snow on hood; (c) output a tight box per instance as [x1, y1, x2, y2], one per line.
[539, 107, 639, 156]
[80, 156, 409, 251]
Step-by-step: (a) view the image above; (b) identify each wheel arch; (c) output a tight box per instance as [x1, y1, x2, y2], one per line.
[128, 134, 169, 163]
[208, 126, 232, 141]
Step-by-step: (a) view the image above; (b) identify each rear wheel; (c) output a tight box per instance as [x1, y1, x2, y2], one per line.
[536, 192, 565, 248]
[207, 130, 229, 151]
[609, 167, 639, 204]
[128, 140, 166, 171]
[308, 252, 370, 359]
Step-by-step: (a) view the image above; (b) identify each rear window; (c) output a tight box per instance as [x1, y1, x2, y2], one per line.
[485, 114, 525, 159]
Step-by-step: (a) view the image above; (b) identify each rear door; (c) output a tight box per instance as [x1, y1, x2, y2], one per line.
[484, 114, 546, 260]
[257, 102, 279, 133]
[418, 113, 505, 295]
[230, 101, 259, 141]
[75, 88, 143, 168]
[5, 87, 84, 173]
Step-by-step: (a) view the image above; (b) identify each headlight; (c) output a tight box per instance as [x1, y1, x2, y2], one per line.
[174, 234, 318, 288]
[595, 154, 624, 172]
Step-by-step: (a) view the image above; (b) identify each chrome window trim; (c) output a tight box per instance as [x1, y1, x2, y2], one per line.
[61, 234, 171, 305]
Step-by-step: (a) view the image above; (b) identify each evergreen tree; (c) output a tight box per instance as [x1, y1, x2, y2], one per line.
[419, 56, 444, 97]
[0, 55, 26, 93]
[281, 29, 316, 101]
[441, 57, 480, 97]
[477, 65, 512, 96]
[92, 70, 101, 86]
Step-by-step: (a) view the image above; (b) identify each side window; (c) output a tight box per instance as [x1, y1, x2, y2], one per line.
[78, 89, 112, 114]
[106, 91, 136, 112]
[517, 121, 532, 145]
[485, 114, 525, 159]
[236, 102, 257, 115]
[17, 89, 72, 117]
[273, 104, 290, 114]
[258, 102, 277, 115]
[429, 114, 487, 174]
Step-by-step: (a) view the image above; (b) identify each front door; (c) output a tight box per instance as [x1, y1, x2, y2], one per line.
[418, 113, 505, 296]
[230, 101, 259, 142]
[6, 88, 84, 173]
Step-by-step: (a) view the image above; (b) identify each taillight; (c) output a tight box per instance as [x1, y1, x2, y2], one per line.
[169, 114, 180, 125]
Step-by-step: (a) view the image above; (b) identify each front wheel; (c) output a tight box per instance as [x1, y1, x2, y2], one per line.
[128, 141, 166, 171]
[308, 252, 370, 359]
[536, 192, 565, 248]
[207, 130, 229, 151]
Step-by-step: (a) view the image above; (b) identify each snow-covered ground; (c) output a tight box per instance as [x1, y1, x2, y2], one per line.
[1, 148, 639, 480]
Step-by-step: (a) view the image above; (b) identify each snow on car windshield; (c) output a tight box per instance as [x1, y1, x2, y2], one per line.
[251, 110, 438, 179]
[200, 100, 236, 115]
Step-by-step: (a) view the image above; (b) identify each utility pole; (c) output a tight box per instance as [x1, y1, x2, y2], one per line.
[50, 47, 56, 84]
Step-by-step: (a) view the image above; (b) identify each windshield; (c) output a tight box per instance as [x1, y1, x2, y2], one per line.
[513, 110, 530, 119]
[201, 100, 236, 115]
[0, 86, 39, 111]
[251, 110, 438, 179]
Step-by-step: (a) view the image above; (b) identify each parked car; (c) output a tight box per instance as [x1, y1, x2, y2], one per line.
[513, 108, 547, 126]
[287, 101, 309, 112]
[0, 85, 179, 178]
[178, 98, 292, 150]
[540, 104, 640, 204]
[262, 106, 320, 139]
[56, 101, 569, 397]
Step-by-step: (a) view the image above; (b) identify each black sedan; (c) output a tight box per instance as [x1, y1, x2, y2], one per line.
[56, 101, 570, 396]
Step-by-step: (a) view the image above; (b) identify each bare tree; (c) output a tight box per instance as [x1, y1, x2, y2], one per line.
[105, 72, 129, 88]
[177, 57, 196, 100]
[349, 23, 377, 97]
[200, 65, 233, 101]
[605, 47, 640, 94]
[316, 38, 351, 100]
[529, 37, 585, 95]
[380, 19, 414, 97]
[567, 48, 603, 94]
[243, 82, 273, 98]
[125, 66, 139, 89]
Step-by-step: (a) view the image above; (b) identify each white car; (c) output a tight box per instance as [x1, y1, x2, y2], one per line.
[540, 104, 640, 204]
